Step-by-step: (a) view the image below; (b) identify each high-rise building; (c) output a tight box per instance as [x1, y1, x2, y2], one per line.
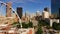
[51, 0, 60, 19]
[6, 2, 12, 17]
[44, 8, 49, 11]
[42, 8, 50, 19]
[17, 7, 23, 19]
[59, 8, 60, 22]
[36, 11, 40, 16]
[59, 8, 60, 18]
[25, 11, 28, 18]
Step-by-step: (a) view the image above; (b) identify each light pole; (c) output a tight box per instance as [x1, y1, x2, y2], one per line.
[0, 1, 22, 28]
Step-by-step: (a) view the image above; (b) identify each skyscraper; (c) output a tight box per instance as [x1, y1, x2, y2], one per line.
[42, 8, 50, 19]
[59, 8, 60, 22]
[51, 0, 60, 19]
[59, 8, 60, 18]
[17, 7, 23, 19]
[6, 2, 12, 17]
[36, 11, 40, 16]
[44, 7, 49, 11]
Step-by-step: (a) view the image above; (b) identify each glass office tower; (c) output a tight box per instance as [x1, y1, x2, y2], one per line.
[17, 7, 23, 19]
[51, 0, 60, 19]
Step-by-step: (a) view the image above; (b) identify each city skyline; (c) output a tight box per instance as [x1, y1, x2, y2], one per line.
[0, 0, 51, 16]
[0, 0, 60, 34]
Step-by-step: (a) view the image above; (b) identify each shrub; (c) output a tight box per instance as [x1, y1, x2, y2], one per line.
[22, 23, 28, 28]
[28, 21, 33, 28]
[52, 22, 60, 30]
[36, 27, 43, 34]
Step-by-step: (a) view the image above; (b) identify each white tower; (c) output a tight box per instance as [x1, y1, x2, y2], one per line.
[43, 11, 50, 18]
[42, 8, 50, 19]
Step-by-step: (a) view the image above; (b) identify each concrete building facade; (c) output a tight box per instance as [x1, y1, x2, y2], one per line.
[6, 2, 12, 17]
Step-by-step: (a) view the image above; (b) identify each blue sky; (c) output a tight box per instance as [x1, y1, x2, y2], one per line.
[0, 0, 51, 16]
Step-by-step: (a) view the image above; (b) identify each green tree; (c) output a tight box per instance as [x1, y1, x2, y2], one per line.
[12, 22, 21, 28]
[16, 22, 21, 28]
[36, 27, 43, 34]
[38, 20, 50, 26]
[52, 22, 60, 30]
[28, 21, 33, 28]
[22, 22, 28, 28]
[36, 20, 42, 34]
